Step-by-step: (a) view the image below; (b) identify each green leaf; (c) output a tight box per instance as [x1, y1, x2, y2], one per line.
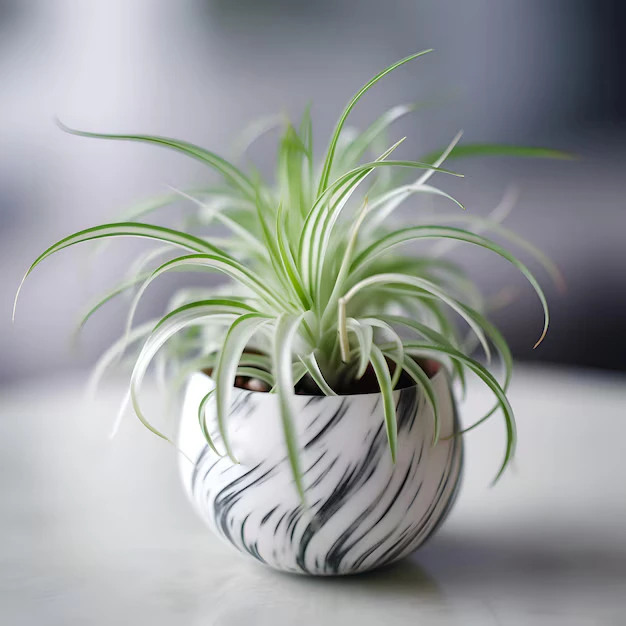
[234, 366, 275, 387]
[412, 131, 464, 189]
[419, 143, 575, 165]
[57, 120, 257, 198]
[122, 254, 288, 346]
[276, 203, 311, 309]
[129, 300, 258, 450]
[341, 272, 492, 361]
[364, 182, 465, 232]
[387, 352, 440, 445]
[268, 361, 308, 395]
[254, 198, 301, 305]
[304, 138, 408, 294]
[277, 123, 308, 219]
[299, 352, 337, 396]
[272, 313, 306, 501]
[352, 225, 550, 349]
[170, 186, 266, 255]
[300, 155, 462, 293]
[166, 352, 272, 408]
[154, 299, 257, 331]
[360, 318, 404, 389]
[73, 271, 150, 339]
[13, 222, 226, 321]
[214, 313, 272, 461]
[399, 341, 516, 482]
[346, 318, 373, 379]
[377, 314, 466, 393]
[198, 390, 223, 457]
[298, 104, 315, 208]
[453, 302, 513, 428]
[428, 213, 566, 293]
[338, 103, 419, 169]
[317, 49, 433, 195]
[321, 198, 371, 323]
[369, 344, 397, 463]
[113, 186, 241, 224]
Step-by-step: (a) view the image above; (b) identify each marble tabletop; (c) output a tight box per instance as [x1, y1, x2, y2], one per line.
[1, 364, 625, 625]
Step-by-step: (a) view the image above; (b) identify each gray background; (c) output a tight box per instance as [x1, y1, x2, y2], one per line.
[1, 0, 624, 382]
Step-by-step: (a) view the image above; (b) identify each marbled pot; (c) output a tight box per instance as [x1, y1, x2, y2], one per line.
[178, 368, 463, 575]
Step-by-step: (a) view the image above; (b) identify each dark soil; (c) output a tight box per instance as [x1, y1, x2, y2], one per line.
[203, 356, 439, 397]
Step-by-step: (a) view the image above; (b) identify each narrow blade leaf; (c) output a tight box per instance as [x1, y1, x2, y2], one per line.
[57, 120, 256, 197]
[214, 314, 272, 461]
[419, 143, 575, 165]
[317, 49, 433, 194]
[369, 344, 397, 463]
[272, 314, 306, 501]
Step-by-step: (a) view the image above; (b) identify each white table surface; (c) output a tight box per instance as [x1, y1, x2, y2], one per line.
[1, 364, 625, 625]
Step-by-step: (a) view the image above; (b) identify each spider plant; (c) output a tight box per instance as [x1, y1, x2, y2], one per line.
[14, 50, 571, 501]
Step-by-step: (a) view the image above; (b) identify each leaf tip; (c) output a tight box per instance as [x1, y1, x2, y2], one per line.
[491, 459, 509, 486]
[12, 271, 29, 323]
[533, 326, 548, 350]
[55, 117, 73, 134]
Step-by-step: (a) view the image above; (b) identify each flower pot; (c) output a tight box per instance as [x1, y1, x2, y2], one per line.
[178, 368, 463, 575]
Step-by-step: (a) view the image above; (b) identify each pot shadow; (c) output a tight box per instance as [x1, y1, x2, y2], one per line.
[414, 532, 626, 590]
[202, 559, 446, 625]
[262, 530, 626, 605]
[264, 557, 443, 604]
[196, 534, 626, 624]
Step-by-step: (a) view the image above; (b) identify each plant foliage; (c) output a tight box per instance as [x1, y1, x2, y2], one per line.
[15, 51, 571, 497]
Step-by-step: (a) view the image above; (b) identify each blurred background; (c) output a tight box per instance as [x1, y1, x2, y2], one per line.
[2, 3, 626, 622]
[1, 0, 624, 383]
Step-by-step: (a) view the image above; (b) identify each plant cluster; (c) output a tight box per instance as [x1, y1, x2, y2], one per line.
[15, 51, 570, 498]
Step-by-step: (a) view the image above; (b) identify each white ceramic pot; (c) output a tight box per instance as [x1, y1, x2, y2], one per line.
[178, 368, 462, 576]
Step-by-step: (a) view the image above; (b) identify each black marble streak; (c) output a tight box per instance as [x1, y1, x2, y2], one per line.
[304, 399, 349, 450]
[295, 388, 420, 574]
[260, 506, 279, 526]
[212, 463, 274, 548]
[307, 458, 338, 491]
[239, 514, 267, 564]
[303, 450, 327, 476]
[228, 391, 256, 419]
[308, 388, 420, 573]
[190, 384, 462, 574]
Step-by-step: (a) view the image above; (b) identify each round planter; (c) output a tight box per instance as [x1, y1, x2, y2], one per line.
[178, 368, 463, 575]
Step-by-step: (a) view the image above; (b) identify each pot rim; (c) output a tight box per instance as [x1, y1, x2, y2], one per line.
[193, 359, 446, 399]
